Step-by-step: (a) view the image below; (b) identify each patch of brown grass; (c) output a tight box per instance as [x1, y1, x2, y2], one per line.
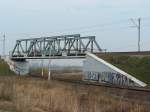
[0, 76, 150, 112]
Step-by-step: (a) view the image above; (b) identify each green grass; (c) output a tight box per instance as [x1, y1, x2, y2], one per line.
[98, 54, 150, 84]
[0, 59, 15, 76]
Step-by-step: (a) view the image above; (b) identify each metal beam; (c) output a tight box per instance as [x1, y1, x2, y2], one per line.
[17, 34, 80, 41]
[10, 34, 102, 59]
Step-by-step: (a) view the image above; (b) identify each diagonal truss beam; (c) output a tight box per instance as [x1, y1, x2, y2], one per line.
[11, 34, 102, 58]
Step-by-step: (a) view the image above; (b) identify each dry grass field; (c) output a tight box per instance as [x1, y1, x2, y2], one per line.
[0, 75, 150, 112]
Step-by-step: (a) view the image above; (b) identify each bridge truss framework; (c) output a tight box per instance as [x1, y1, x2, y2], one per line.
[11, 34, 102, 60]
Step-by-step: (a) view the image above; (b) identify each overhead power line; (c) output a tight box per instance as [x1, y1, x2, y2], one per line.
[59, 19, 129, 32]
[3, 17, 150, 38]
[112, 44, 137, 50]
[130, 18, 141, 52]
[4, 19, 130, 37]
[142, 17, 150, 20]
[143, 25, 150, 27]
[71, 26, 131, 34]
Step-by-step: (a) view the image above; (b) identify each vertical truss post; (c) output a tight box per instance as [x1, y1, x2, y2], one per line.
[76, 38, 78, 55]
[53, 40, 56, 56]
[17, 41, 20, 56]
[11, 34, 102, 58]
[25, 40, 27, 55]
[39, 41, 42, 55]
[64, 37, 66, 52]
[57, 39, 61, 54]
[43, 39, 45, 56]
[91, 38, 94, 52]
[79, 38, 81, 53]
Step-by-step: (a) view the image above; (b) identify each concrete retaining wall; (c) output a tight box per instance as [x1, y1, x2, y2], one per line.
[4, 57, 29, 75]
[83, 52, 147, 87]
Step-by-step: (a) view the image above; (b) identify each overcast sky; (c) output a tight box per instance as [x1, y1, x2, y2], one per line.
[0, 0, 150, 54]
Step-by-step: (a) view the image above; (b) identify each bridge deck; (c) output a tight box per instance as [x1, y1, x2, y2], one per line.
[10, 55, 86, 60]
[11, 56, 86, 59]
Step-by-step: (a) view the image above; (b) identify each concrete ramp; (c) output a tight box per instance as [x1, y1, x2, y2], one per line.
[4, 57, 29, 75]
[83, 52, 147, 87]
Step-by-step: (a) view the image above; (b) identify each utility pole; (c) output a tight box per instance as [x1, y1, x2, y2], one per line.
[41, 60, 44, 77]
[48, 49, 51, 81]
[48, 59, 51, 80]
[131, 18, 141, 52]
[138, 18, 141, 52]
[3, 34, 5, 57]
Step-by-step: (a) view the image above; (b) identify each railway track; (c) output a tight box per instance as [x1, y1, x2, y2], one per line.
[95, 51, 150, 56]
[52, 77, 150, 93]
[29, 74, 150, 93]
[29, 74, 150, 103]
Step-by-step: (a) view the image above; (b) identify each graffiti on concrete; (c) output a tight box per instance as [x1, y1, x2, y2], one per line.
[85, 71, 99, 81]
[84, 71, 136, 86]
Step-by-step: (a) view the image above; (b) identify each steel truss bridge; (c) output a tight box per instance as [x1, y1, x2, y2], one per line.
[10, 34, 102, 60]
